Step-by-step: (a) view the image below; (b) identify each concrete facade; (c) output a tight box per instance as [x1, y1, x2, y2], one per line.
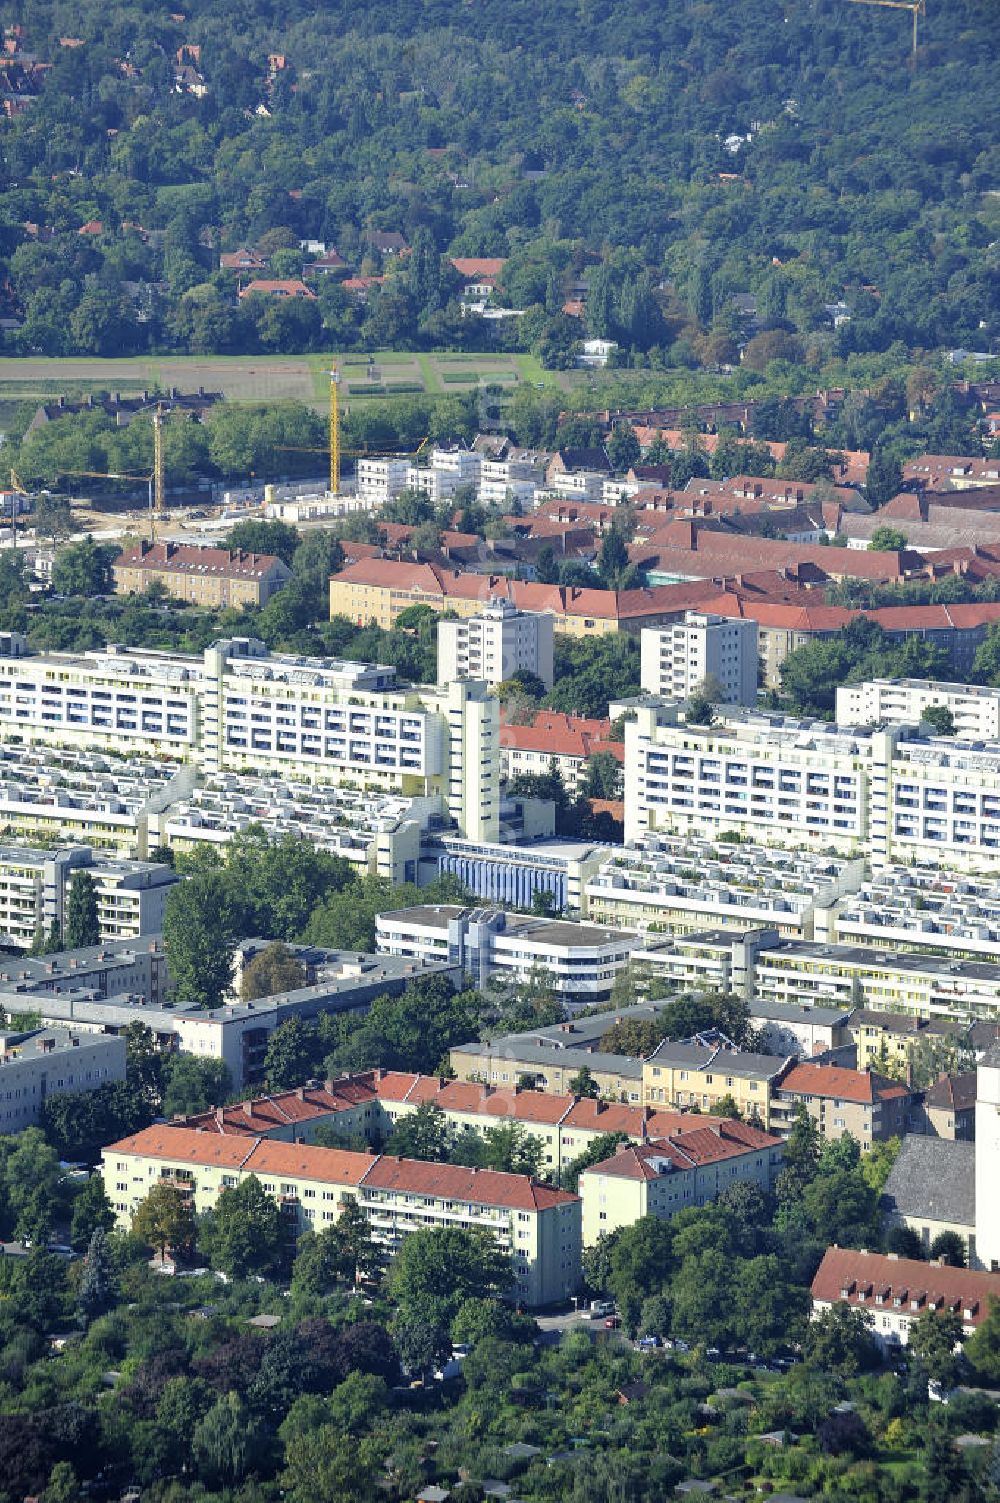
[640, 613, 758, 707]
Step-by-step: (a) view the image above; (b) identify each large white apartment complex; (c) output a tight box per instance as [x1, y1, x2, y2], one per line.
[837, 678, 1000, 739]
[0, 635, 500, 843]
[624, 702, 1000, 867]
[640, 614, 759, 707]
[437, 600, 554, 690]
[103, 1126, 581, 1306]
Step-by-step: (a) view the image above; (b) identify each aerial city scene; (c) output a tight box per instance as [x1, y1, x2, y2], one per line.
[0, 0, 996, 1498]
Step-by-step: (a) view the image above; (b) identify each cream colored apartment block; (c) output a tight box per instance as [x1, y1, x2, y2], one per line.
[103, 1127, 581, 1306]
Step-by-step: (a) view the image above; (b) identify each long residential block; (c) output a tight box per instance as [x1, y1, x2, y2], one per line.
[0, 936, 456, 1094]
[0, 636, 500, 843]
[103, 1127, 581, 1306]
[625, 702, 1000, 868]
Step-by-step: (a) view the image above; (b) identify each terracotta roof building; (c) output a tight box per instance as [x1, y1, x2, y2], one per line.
[811, 1246, 1000, 1350]
[500, 709, 623, 792]
[238, 278, 316, 300]
[113, 542, 291, 609]
[579, 1120, 783, 1243]
[103, 1124, 581, 1305]
[771, 1061, 911, 1146]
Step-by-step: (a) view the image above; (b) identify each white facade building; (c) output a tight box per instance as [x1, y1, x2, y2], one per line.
[437, 600, 554, 690]
[977, 1046, 1000, 1271]
[355, 457, 411, 507]
[376, 903, 637, 1002]
[0, 1027, 126, 1133]
[837, 679, 1000, 739]
[640, 614, 759, 707]
[0, 844, 177, 949]
[406, 448, 481, 504]
[625, 702, 1000, 868]
[0, 638, 500, 843]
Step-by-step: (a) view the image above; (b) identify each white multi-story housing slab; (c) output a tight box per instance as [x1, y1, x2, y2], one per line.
[376, 903, 638, 1002]
[636, 924, 1000, 1025]
[406, 448, 482, 504]
[0, 1026, 126, 1132]
[837, 678, 1000, 738]
[624, 704, 885, 850]
[625, 702, 1000, 868]
[437, 600, 555, 690]
[0, 638, 500, 844]
[640, 614, 759, 707]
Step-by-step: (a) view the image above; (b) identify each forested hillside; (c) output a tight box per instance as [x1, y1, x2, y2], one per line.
[0, 0, 997, 361]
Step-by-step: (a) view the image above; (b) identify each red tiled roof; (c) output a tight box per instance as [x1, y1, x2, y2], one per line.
[105, 1126, 259, 1168]
[362, 1155, 577, 1212]
[811, 1247, 1000, 1327]
[114, 542, 287, 581]
[238, 278, 317, 300]
[581, 1120, 780, 1181]
[184, 1079, 378, 1135]
[777, 1063, 909, 1105]
[500, 710, 624, 764]
[378, 1074, 574, 1126]
[243, 1139, 375, 1185]
[450, 257, 506, 280]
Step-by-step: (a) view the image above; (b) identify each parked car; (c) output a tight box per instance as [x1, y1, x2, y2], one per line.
[604, 1315, 621, 1330]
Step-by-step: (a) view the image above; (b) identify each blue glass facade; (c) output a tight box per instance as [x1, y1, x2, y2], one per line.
[437, 852, 566, 911]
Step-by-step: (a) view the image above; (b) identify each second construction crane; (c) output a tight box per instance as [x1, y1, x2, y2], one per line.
[328, 367, 341, 496]
[848, 0, 925, 57]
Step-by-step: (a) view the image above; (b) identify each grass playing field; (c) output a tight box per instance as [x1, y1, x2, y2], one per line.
[0, 351, 578, 412]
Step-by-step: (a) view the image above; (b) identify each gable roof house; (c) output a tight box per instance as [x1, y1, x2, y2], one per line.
[237, 278, 317, 300]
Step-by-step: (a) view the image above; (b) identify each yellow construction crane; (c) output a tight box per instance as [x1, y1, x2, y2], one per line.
[328, 367, 341, 496]
[152, 404, 166, 521]
[848, 0, 925, 57]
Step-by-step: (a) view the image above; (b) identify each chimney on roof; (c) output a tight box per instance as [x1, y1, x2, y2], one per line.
[215, 1107, 224, 1124]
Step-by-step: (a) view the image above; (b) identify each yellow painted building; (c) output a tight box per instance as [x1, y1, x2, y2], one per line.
[578, 1125, 783, 1246]
[641, 1042, 789, 1128]
[114, 542, 291, 608]
[329, 559, 687, 640]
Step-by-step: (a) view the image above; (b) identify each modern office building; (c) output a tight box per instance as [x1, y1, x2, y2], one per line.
[432, 834, 609, 917]
[437, 600, 554, 691]
[375, 904, 638, 1002]
[0, 637, 501, 843]
[0, 1026, 126, 1132]
[103, 1127, 582, 1306]
[640, 613, 758, 706]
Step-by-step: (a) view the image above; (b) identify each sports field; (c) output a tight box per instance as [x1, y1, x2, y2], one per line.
[0, 351, 576, 409]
